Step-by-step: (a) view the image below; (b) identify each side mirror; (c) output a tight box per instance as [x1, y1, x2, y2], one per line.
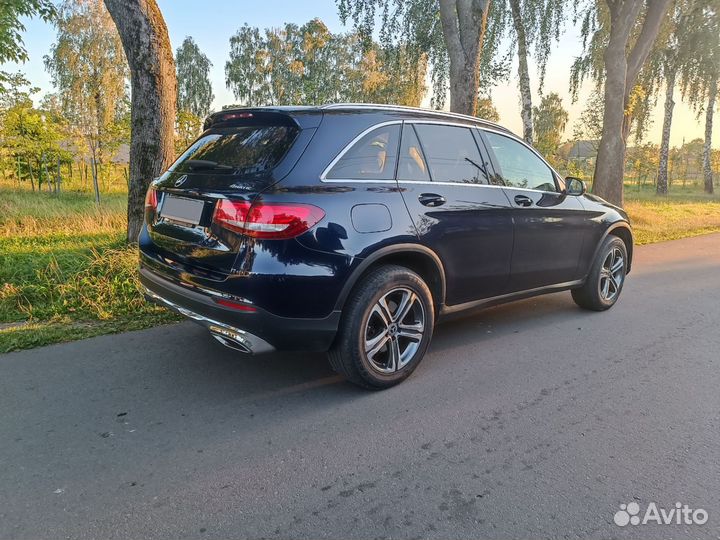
[565, 177, 586, 196]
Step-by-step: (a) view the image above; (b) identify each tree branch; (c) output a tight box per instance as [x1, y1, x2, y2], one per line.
[626, 0, 672, 91]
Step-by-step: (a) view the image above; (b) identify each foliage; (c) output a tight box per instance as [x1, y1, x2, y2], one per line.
[569, 2, 652, 136]
[476, 97, 500, 122]
[570, 0, 675, 142]
[677, 0, 720, 112]
[488, 0, 568, 90]
[44, 0, 129, 202]
[533, 92, 568, 158]
[175, 109, 203, 154]
[337, 0, 506, 109]
[0, 0, 56, 91]
[572, 88, 604, 149]
[627, 143, 660, 186]
[176, 36, 214, 119]
[0, 77, 71, 191]
[44, 0, 129, 164]
[225, 18, 426, 107]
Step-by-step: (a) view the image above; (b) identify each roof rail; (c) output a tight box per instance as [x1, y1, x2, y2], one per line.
[320, 103, 509, 132]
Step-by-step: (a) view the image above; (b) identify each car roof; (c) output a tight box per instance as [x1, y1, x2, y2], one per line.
[213, 103, 512, 134]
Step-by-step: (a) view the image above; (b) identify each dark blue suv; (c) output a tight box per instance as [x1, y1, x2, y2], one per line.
[139, 104, 633, 389]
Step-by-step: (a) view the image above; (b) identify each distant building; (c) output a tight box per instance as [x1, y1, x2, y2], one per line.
[560, 140, 598, 164]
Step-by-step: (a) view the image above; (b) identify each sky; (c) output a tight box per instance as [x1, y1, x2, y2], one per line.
[5, 0, 718, 148]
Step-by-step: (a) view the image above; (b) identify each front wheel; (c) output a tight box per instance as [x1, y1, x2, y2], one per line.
[572, 235, 628, 311]
[328, 265, 435, 390]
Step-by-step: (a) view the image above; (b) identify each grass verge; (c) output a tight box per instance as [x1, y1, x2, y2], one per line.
[1, 185, 719, 353]
[1, 191, 180, 353]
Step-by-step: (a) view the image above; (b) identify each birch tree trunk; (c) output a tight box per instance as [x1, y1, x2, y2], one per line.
[657, 69, 676, 196]
[438, 0, 491, 116]
[56, 157, 62, 194]
[592, 0, 671, 207]
[91, 153, 101, 204]
[509, 0, 533, 144]
[28, 162, 35, 192]
[104, 0, 177, 243]
[703, 77, 716, 194]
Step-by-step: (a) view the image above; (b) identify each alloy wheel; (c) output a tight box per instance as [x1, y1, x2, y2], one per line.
[599, 247, 625, 302]
[364, 287, 426, 374]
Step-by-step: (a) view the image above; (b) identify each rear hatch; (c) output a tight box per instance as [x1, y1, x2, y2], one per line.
[145, 110, 314, 277]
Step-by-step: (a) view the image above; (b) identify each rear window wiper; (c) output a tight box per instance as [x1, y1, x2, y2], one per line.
[185, 159, 234, 172]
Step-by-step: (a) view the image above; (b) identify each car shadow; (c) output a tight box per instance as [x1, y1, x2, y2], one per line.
[154, 291, 586, 403]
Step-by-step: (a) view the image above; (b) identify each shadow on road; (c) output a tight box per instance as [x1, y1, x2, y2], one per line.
[158, 290, 588, 403]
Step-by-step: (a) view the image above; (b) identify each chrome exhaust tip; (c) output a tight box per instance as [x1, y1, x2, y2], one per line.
[142, 285, 275, 354]
[209, 325, 252, 354]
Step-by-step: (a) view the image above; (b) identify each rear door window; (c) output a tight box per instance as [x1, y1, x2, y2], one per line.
[325, 124, 401, 180]
[413, 124, 489, 184]
[170, 125, 298, 177]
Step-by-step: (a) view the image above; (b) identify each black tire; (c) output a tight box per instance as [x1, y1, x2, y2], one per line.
[328, 265, 435, 390]
[572, 235, 628, 311]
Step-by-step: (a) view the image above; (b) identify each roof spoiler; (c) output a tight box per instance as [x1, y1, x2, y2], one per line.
[204, 108, 323, 131]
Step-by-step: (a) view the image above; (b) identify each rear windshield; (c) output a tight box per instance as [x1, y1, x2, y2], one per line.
[169, 125, 298, 177]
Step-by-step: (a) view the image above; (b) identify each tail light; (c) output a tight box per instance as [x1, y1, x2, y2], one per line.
[213, 200, 325, 239]
[145, 186, 158, 210]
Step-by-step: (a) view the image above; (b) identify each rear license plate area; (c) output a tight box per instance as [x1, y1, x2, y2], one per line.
[160, 195, 205, 226]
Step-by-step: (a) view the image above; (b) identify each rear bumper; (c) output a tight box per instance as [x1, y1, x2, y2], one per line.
[143, 286, 275, 353]
[139, 267, 341, 353]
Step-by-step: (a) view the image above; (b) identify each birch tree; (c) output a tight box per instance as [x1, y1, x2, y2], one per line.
[678, 0, 720, 194]
[45, 0, 128, 204]
[176, 36, 214, 119]
[489, 0, 566, 143]
[533, 92, 569, 159]
[641, 1, 709, 195]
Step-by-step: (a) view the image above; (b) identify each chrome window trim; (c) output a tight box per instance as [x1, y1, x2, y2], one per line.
[320, 178, 560, 196]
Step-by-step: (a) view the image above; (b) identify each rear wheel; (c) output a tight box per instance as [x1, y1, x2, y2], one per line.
[329, 265, 434, 389]
[572, 235, 628, 311]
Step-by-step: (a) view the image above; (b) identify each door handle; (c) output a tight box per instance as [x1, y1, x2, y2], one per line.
[418, 193, 447, 207]
[514, 194, 533, 207]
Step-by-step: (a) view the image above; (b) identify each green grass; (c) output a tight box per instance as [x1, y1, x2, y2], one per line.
[623, 183, 720, 244]
[0, 190, 180, 353]
[1, 182, 719, 353]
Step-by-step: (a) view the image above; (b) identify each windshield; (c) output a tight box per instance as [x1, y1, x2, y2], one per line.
[169, 125, 299, 176]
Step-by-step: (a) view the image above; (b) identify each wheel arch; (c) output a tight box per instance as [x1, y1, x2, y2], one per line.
[596, 222, 634, 274]
[335, 244, 447, 314]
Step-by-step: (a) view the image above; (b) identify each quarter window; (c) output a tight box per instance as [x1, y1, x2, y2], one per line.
[397, 124, 430, 181]
[325, 125, 400, 180]
[413, 124, 489, 184]
[483, 131, 557, 192]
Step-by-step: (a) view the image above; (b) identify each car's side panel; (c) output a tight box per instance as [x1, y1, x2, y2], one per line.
[501, 188, 591, 290]
[400, 182, 514, 304]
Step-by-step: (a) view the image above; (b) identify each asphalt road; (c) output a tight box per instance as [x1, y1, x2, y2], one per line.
[1, 234, 719, 540]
